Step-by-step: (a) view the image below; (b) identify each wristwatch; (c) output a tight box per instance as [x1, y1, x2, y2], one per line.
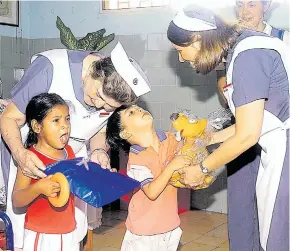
[199, 162, 209, 174]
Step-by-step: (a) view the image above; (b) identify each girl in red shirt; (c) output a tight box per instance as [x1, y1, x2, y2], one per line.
[12, 93, 78, 251]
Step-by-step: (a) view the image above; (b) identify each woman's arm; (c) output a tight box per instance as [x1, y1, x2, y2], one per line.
[0, 103, 45, 178]
[0, 57, 53, 178]
[90, 126, 109, 152]
[0, 102, 26, 155]
[203, 99, 264, 172]
[209, 124, 235, 145]
[179, 100, 264, 187]
[180, 49, 272, 186]
[89, 127, 112, 169]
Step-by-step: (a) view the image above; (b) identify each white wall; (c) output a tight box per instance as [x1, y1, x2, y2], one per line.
[28, 0, 289, 39]
[0, 1, 288, 39]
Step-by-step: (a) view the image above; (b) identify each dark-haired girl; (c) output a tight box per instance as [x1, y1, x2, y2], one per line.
[167, 5, 289, 251]
[12, 93, 79, 251]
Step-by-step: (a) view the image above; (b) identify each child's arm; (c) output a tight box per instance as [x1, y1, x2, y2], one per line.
[12, 169, 60, 208]
[141, 155, 191, 201]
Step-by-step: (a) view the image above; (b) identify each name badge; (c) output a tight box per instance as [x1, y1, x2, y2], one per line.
[99, 112, 110, 117]
[223, 83, 232, 92]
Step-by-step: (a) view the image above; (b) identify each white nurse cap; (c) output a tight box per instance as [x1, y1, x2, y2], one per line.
[173, 7, 217, 32]
[111, 42, 151, 97]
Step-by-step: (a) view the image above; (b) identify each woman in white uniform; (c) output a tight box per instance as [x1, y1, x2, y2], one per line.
[167, 5, 289, 251]
[215, 1, 289, 250]
[0, 43, 151, 251]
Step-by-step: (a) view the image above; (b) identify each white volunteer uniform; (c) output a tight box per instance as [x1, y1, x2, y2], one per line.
[224, 36, 290, 250]
[172, 7, 289, 250]
[216, 22, 289, 71]
[6, 42, 151, 250]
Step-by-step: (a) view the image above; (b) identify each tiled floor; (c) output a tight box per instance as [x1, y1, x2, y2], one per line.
[93, 210, 229, 251]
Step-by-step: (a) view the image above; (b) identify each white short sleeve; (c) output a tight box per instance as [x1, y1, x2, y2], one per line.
[127, 165, 154, 188]
[282, 30, 289, 46]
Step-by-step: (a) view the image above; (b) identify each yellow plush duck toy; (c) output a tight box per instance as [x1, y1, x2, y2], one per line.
[169, 108, 232, 189]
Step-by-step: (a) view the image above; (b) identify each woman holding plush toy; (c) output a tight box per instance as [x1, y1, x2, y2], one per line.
[216, 1, 289, 250]
[167, 5, 289, 251]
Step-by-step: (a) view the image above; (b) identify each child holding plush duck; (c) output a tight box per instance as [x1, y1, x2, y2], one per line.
[106, 105, 191, 251]
[106, 104, 231, 250]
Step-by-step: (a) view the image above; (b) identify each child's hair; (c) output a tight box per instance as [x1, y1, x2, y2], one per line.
[106, 105, 131, 153]
[25, 93, 68, 148]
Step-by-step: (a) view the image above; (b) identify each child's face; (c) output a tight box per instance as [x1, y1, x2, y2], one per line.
[33, 105, 71, 150]
[120, 105, 153, 139]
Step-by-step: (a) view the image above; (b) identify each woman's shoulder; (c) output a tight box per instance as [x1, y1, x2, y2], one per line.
[229, 32, 282, 70]
[234, 30, 285, 56]
[230, 30, 270, 54]
[236, 30, 269, 44]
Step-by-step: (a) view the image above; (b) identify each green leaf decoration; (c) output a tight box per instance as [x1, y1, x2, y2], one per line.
[56, 16, 115, 51]
[95, 34, 115, 51]
[78, 29, 106, 50]
[56, 16, 79, 50]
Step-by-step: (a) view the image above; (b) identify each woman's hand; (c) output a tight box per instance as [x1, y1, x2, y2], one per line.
[14, 148, 46, 179]
[36, 175, 60, 197]
[90, 149, 117, 172]
[178, 165, 206, 187]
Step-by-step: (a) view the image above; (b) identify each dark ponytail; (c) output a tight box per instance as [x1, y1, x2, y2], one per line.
[25, 130, 39, 149]
[25, 93, 67, 148]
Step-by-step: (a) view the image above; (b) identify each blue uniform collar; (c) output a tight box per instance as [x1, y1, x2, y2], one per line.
[130, 130, 167, 154]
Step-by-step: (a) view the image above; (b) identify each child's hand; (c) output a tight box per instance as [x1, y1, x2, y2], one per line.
[168, 155, 192, 171]
[36, 175, 61, 197]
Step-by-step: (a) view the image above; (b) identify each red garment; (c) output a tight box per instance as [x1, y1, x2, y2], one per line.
[24, 145, 76, 234]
